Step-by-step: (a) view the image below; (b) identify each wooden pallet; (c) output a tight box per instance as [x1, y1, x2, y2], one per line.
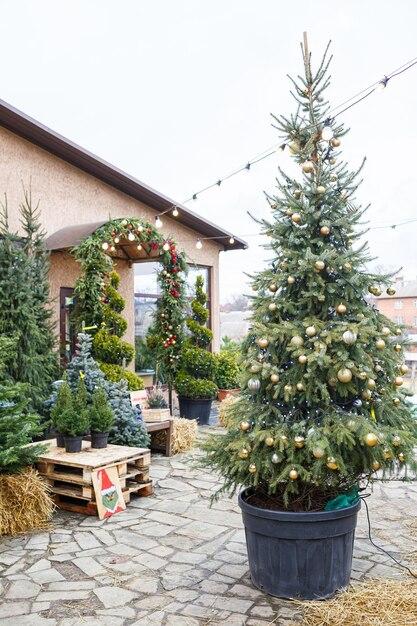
[35, 440, 153, 516]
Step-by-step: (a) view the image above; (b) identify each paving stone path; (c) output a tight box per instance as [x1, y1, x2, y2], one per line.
[1, 432, 416, 626]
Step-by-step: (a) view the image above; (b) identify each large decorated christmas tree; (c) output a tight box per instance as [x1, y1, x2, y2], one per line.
[204, 41, 417, 510]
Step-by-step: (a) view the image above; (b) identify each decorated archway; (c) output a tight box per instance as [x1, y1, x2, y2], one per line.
[72, 217, 188, 383]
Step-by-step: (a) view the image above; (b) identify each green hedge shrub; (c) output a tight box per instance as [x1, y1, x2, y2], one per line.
[99, 362, 144, 390]
[175, 372, 217, 400]
[214, 352, 240, 389]
[93, 328, 134, 365]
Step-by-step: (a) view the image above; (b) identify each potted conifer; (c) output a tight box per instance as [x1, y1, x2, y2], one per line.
[50, 380, 72, 447]
[56, 379, 90, 453]
[90, 387, 114, 448]
[203, 38, 417, 600]
[175, 275, 217, 425]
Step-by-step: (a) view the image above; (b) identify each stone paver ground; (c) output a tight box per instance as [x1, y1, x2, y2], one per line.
[1, 430, 417, 626]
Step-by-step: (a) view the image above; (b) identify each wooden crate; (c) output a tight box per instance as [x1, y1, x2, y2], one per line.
[35, 440, 153, 516]
[142, 408, 171, 423]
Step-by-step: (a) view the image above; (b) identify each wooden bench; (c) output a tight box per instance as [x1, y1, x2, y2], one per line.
[146, 419, 173, 457]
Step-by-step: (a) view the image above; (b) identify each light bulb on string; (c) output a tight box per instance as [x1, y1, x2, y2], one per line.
[172, 207, 179, 217]
[162, 242, 170, 251]
[102, 242, 109, 251]
[321, 125, 333, 141]
[155, 216, 163, 229]
[137, 243, 142, 251]
[128, 232, 135, 241]
[229, 236, 235, 245]
[196, 239, 203, 250]
[376, 76, 389, 91]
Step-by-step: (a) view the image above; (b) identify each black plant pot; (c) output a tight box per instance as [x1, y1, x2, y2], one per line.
[178, 396, 212, 425]
[238, 488, 360, 600]
[64, 435, 83, 453]
[56, 432, 65, 448]
[91, 431, 109, 449]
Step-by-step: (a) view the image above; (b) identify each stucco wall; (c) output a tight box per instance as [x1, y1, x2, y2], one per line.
[0, 126, 222, 352]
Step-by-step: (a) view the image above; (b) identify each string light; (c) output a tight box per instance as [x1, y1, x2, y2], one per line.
[155, 216, 163, 229]
[229, 236, 235, 244]
[162, 242, 170, 251]
[172, 207, 179, 217]
[114, 236, 120, 243]
[128, 232, 135, 241]
[137, 243, 142, 250]
[102, 242, 109, 250]
[196, 239, 203, 249]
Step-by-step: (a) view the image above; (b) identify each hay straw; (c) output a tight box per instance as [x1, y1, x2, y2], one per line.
[297, 579, 417, 626]
[0, 467, 55, 536]
[218, 394, 238, 428]
[150, 418, 198, 455]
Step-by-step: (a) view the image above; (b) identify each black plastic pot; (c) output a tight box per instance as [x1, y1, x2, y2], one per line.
[91, 431, 109, 449]
[56, 432, 65, 448]
[64, 435, 83, 453]
[238, 488, 360, 600]
[178, 396, 212, 425]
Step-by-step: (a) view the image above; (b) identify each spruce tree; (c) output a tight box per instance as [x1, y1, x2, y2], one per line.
[0, 336, 45, 474]
[204, 42, 417, 510]
[0, 193, 58, 413]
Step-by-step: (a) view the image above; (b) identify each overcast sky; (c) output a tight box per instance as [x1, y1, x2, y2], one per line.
[1, 1, 417, 301]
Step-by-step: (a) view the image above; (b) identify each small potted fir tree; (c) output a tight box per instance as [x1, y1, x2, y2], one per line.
[215, 352, 240, 401]
[90, 387, 114, 448]
[175, 275, 217, 425]
[203, 39, 417, 600]
[56, 380, 90, 453]
[50, 380, 72, 447]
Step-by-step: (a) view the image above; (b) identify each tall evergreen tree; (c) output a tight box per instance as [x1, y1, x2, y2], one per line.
[0, 192, 58, 412]
[204, 42, 417, 510]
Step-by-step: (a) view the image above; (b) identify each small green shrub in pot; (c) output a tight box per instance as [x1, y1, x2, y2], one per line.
[90, 387, 114, 448]
[215, 352, 240, 391]
[50, 380, 73, 446]
[175, 372, 217, 401]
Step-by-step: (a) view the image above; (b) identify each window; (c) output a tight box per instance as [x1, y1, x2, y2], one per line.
[394, 315, 404, 325]
[394, 300, 403, 309]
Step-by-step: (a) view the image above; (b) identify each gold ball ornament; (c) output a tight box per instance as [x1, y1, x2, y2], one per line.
[393, 397, 401, 406]
[383, 449, 393, 461]
[344, 262, 352, 271]
[337, 368, 353, 383]
[362, 389, 372, 400]
[239, 448, 249, 459]
[293, 189, 302, 199]
[288, 140, 300, 154]
[372, 461, 381, 471]
[296, 382, 305, 391]
[289, 469, 299, 480]
[367, 378, 376, 389]
[248, 464, 257, 474]
[291, 213, 302, 224]
[294, 436, 305, 448]
[268, 302, 277, 311]
[320, 225, 330, 236]
[392, 435, 401, 447]
[326, 457, 339, 470]
[396, 328, 402, 336]
[287, 276, 296, 285]
[265, 436, 274, 447]
[258, 338, 269, 349]
[313, 447, 325, 459]
[336, 303, 347, 315]
[398, 452, 405, 462]
[269, 282, 278, 292]
[250, 364, 261, 373]
[302, 160, 314, 173]
[342, 330, 357, 345]
[298, 354, 307, 364]
[314, 260, 325, 271]
[316, 185, 326, 194]
[376, 338, 386, 350]
[329, 157, 336, 164]
[358, 371, 367, 380]
[381, 326, 390, 336]
[386, 287, 396, 296]
[240, 421, 250, 432]
[306, 325, 317, 337]
[400, 363, 409, 374]
[394, 344, 402, 352]
[394, 376, 404, 387]
[286, 208, 293, 216]
[365, 433, 379, 447]
[331, 137, 341, 147]
[270, 373, 280, 384]
[290, 335, 304, 348]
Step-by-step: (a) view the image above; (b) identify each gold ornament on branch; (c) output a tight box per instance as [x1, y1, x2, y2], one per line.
[306, 325, 316, 337]
[269, 282, 278, 292]
[336, 303, 347, 315]
[296, 382, 305, 391]
[326, 457, 338, 470]
[358, 371, 367, 380]
[393, 397, 400, 406]
[314, 260, 325, 271]
[331, 137, 341, 147]
[298, 354, 307, 364]
[257, 338, 269, 349]
[240, 421, 250, 432]
[270, 373, 280, 384]
[250, 364, 261, 373]
[281, 434, 288, 443]
[375, 338, 386, 350]
[286, 208, 293, 216]
[394, 343, 402, 352]
[394, 376, 404, 387]
[383, 449, 393, 460]
[302, 160, 314, 173]
[289, 469, 299, 480]
[381, 326, 390, 336]
[287, 276, 295, 285]
[372, 461, 381, 471]
[239, 448, 249, 459]
[290, 335, 304, 347]
[316, 185, 326, 194]
[337, 368, 353, 383]
[265, 436, 274, 447]
[400, 363, 409, 374]
[386, 287, 396, 296]
[313, 447, 325, 459]
[367, 378, 376, 389]
[294, 436, 305, 448]
[291, 213, 302, 224]
[342, 330, 357, 345]
[320, 225, 330, 236]
[268, 302, 277, 311]
[392, 435, 401, 447]
[398, 452, 405, 462]
[249, 464, 257, 473]
[365, 433, 379, 447]
[362, 389, 372, 400]
[344, 262, 352, 271]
